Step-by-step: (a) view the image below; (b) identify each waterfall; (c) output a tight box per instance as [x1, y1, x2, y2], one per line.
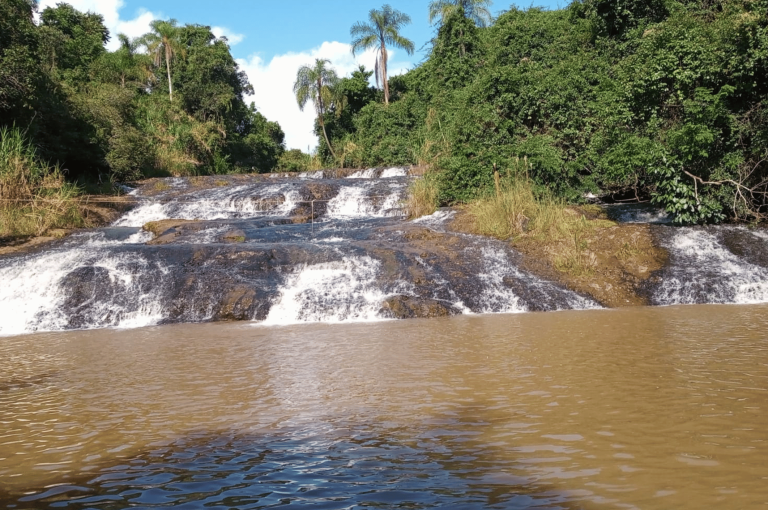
[3, 169, 766, 336]
[0, 232, 166, 336]
[114, 184, 300, 227]
[653, 227, 768, 305]
[261, 256, 406, 325]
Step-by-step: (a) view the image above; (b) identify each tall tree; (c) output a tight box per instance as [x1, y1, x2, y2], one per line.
[350, 4, 414, 105]
[171, 25, 253, 124]
[93, 34, 152, 89]
[293, 58, 340, 160]
[39, 3, 109, 81]
[0, 0, 41, 127]
[428, 0, 493, 28]
[142, 19, 184, 101]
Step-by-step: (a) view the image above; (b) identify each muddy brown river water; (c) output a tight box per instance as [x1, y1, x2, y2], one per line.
[2, 304, 767, 509]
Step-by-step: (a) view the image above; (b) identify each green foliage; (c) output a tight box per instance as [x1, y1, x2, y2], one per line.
[0, 127, 84, 237]
[1, 2, 285, 185]
[228, 104, 286, 173]
[0, 0, 42, 127]
[339, 0, 768, 223]
[277, 149, 314, 172]
[40, 3, 108, 81]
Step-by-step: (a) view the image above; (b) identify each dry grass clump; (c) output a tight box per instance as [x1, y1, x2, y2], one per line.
[0, 127, 84, 238]
[468, 175, 615, 277]
[406, 173, 439, 219]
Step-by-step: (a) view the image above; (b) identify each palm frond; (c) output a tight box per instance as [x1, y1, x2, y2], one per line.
[348, 4, 414, 102]
[428, 0, 493, 28]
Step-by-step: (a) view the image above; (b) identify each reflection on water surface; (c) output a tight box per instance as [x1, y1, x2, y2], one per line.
[1, 305, 767, 509]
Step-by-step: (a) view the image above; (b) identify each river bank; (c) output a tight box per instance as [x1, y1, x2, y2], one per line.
[1, 169, 767, 336]
[447, 205, 669, 307]
[0, 195, 135, 257]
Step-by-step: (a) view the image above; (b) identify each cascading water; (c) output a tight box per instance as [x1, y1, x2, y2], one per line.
[8, 169, 768, 336]
[262, 255, 412, 325]
[652, 226, 768, 305]
[114, 183, 301, 226]
[0, 231, 165, 336]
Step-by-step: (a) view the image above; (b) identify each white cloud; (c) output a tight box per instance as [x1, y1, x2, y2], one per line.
[238, 41, 411, 152]
[37, 0, 158, 50]
[35, 1, 244, 51]
[113, 9, 157, 44]
[211, 26, 245, 46]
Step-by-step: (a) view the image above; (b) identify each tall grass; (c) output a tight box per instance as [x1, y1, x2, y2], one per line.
[468, 171, 612, 276]
[469, 177, 578, 240]
[0, 127, 84, 238]
[406, 172, 439, 219]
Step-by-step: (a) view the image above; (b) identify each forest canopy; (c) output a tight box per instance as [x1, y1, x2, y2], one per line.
[2, 0, 768, 223]
[0, 0, 285, 182]
[320, 0, 768, 223]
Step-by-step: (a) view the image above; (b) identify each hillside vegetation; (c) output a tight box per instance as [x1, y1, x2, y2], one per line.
[321, 0, 768, 223]
[0, 0, 285, 184]
[3, 0, 768, 229]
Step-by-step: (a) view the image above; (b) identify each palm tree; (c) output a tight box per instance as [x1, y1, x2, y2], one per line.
[350, 5, 414, 105]
[114, 34, 141, 88]
[294, 58, 340, 160]
[141, 19, 185, 101]
[428, 0, 493, 28]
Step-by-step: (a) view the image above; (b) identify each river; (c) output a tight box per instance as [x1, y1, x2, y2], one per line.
[1, 170, 767, 508]
[1, 304, 767, 509]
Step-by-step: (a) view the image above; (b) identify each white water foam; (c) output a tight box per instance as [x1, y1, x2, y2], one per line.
[747, 228, 768, 242]
[125, 229, 154, 244]
[0, 237, 167, 336]
[476, 248, 529, 313]
[477, 247, 599, 313]
[114, 185, 299, 227]
[380, 167, 408, 178]
[325, 185, 403, 219]
[412, 209, 456, 226]
[347, 168, 377, 179]
[300, 171, 324, 180]
[655, 228, 768, 305]
[261, 256, 395, 325]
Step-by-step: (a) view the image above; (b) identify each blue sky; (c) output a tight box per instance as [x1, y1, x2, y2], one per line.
[37, 0, 567, 150]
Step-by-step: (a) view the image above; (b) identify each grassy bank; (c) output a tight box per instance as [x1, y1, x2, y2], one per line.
[0, 128, 85, 238]
[466, 175, 617, 277]
[407, 165, 616, 277]
[403, 166, 669, 306]
[405, 172, 439, 219]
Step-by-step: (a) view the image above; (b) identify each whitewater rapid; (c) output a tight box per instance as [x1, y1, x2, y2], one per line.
[2, 169, 767, 336]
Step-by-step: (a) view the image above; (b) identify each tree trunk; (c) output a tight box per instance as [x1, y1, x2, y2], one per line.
[316, 82, 337, 160]
[165, 44, 173, 101]
[319, 116, 337, 161]
[382, 44, 389, 105]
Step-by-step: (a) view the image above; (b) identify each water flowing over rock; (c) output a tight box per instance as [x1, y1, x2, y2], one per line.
[650, 226, 768, 305]
[1, 170, 768, 336]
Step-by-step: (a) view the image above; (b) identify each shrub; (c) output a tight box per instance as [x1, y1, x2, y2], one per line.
[0, 127, 83, 237]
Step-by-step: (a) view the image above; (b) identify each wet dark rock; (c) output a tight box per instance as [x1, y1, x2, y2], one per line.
[223, 229, 246, 243]
[719, 227, 768, 269]
[380, 295, 457, 319]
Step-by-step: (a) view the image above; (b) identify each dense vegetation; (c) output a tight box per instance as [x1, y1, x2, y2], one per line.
[3, 0, 768, 228]
[0, 0, 285, 185]
[324, 0, 768, 223]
